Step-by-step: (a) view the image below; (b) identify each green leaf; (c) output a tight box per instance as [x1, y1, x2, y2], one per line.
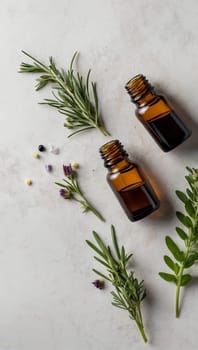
[19, 62, 45, 73]
[92, 82, 99, 120]
[185, 200, 195, 218]
[86, 226, 147, 341]
[107, 246, 118, 268]
[140, 290, 147, 301]
[111, 225, 121, 260]
[35, 79, 49, 91]
[184, 254, 198, 268]
[186, 188, 193, 201]
[94, 256, 110, 269]
[125, 253, 133, 265]
[175, 227, 188, 240]
[174, 263, 180, 275]
[111, 291, 127, 309]
[86, 239, 106, 259]
[176, 211, 192, 228]
[186, 166, 193, 174]
[164, 255, 179, 274]
[92, 268, 111, 281]
[180, 274, 192, 286]
[165, 236, 184, 262]
[185, 175, 194, 190]
[111, 303, 126, 310]
[164, 255, 175, 271]
[92, 231, 109, 257]
[19, 51, 110, 137]
[121, 246, 126, 264]
[175, 190, 188, 204]
[159, 272, 177, 284]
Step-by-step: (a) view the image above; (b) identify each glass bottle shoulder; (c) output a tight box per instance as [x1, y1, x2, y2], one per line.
[136, 94, 171, 121]
[107, 162, 145, 191]
[107, 160, 135, 176]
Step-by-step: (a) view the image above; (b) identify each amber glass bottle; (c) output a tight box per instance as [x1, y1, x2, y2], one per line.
[99, 140, 160, 222]
[125, 74, 191, 152]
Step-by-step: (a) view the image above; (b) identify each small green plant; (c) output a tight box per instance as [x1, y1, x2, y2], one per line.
[19, 51, 110, 137]
[159, 167, 198, 317]
[86, 225, 147, 343]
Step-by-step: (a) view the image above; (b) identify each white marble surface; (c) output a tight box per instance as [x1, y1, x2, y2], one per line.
[0, 0, 198, 349]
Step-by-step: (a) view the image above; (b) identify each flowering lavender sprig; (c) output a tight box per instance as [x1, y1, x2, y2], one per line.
[55, 164, 105, 222]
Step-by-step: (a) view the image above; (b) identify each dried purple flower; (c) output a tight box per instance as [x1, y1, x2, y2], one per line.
[59, 188, 71, 199]
[92, 279, 104, 289]
[55, 163, 104, 221]
[63, 164, 73, 177]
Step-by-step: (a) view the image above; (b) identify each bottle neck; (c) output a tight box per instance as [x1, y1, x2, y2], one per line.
[99, 140, 130, 171]
[125, 74, 156, 106]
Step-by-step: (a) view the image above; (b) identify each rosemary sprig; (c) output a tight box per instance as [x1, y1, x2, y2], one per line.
[56, 164, 104, 222]
[86, 225, 147, 343]
[19, 51, 110, 137]
[159, 167, 198, 317]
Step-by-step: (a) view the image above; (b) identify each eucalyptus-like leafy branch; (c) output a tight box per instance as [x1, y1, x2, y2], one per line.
[86, 225, 147, 343]
[159, 167, 198, 317]
[19, 51, 110, 137]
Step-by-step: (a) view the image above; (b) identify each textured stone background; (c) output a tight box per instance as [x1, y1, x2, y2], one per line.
[0, 0, 198, 349]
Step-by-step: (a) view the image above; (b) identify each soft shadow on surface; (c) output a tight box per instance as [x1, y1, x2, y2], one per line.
[154, 84, 198, 155]
[187, 275, 198, 287]
[142, 286, 156, 345]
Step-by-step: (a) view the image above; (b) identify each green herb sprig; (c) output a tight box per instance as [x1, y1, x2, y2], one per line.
[86, 225, 147, 343]
[19, 51, 110, 137]
[56, 164, 105, 222]
[159, 167, 198, 317]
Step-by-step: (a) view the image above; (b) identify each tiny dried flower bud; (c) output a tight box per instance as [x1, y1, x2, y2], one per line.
[32, 152, 40, 159]
[71, 162, 79, 169]
[59, 188, 71, 199]
[92, 279, 104, 289]
[63, 164, 73, 177]
[45, 164, 53, 172]
[25, 179, 32, 186]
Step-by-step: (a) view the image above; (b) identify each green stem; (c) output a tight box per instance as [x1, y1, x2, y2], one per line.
[134, 304, 148, 343]
[71, 177, 105, 222]
[175, 263, 185, 318]
[50, 69, 110, 137]
[136, 321, 148, 343]
[97, 124, 111, 136]
[175, 187, 198, 317]
[21, 51, 48, 71]
[175, 230, 192, 318]
[21, 51, 110, 137]
[82, 197, 105, 222]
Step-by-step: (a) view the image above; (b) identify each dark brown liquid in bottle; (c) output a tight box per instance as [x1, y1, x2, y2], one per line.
[100, 140, 160, 222]
[147, 111, 190, 152]
[126, 75, 191, 152]
[118, 184, 158, 221]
